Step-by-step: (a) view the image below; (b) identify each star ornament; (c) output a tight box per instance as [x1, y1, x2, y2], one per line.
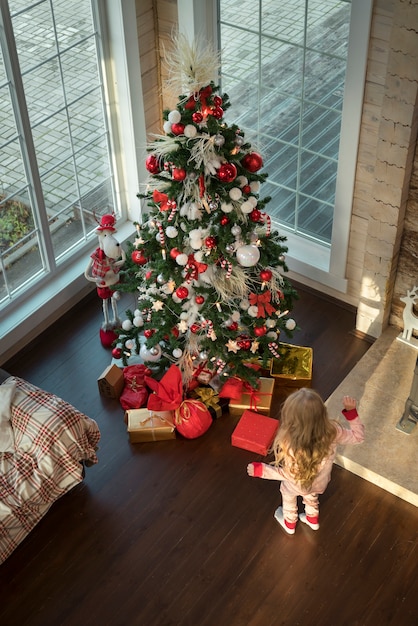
[134, 236, 145, 246]
[226, 339, 239, 353]
[250, 340, 260, 354]
[152, 300, 164, 311]
[177, 320, 188, 333]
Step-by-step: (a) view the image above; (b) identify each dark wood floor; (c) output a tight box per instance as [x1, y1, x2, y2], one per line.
[2, 285, 418, 626]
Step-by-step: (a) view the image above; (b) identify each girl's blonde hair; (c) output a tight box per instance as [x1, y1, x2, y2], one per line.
[271, 388, 337, 490]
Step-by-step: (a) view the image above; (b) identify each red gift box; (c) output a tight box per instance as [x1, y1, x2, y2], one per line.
[231, 409, 279, 456]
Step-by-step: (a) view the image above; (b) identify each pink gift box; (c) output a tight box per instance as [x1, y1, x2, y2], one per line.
[231, 409, 279, 456]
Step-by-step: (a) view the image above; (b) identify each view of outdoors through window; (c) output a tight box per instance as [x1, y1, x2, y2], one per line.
[0, 0, 117, 308]
[219, 0, 351, 246]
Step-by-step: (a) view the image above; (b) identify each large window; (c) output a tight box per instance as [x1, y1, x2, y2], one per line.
[0, 0, 118, 308]
[218, 0, 372, 290]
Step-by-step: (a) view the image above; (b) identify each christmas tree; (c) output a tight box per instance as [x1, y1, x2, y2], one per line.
[114, 36, 298, 389]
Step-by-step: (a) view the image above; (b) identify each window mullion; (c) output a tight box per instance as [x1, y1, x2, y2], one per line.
[0, 0, 55, 272]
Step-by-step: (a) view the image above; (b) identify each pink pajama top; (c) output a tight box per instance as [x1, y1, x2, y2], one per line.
[251, 408, 365, 496]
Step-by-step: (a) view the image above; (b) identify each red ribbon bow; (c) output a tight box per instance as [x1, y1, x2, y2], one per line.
[185, 254, 208, 282]
[248, 290, 276, 318]
[152, 189, 176, 212]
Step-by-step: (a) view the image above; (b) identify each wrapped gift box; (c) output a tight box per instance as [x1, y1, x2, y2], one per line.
[229, 377, 274, 417]
[189, 386, 228, 419]
[126, 408, 176, 443]
[231, 409, 279, 456]
[98, 364, 124, 399]
[270, 343, 313, 389]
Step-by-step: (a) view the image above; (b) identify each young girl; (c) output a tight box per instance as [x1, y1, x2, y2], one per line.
[247, 388, 364, 534]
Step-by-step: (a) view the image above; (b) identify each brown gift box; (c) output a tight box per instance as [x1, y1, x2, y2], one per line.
[126, 408, 176, 443]
[229, 377, 274, 417]
[97, 364, 124, 399]
[270, 343, 313, 389]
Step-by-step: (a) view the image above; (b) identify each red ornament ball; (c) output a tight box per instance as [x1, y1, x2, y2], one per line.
[228, 321, 239, 331]
[211, 106, 224, 119]
[171, 326, 180, 338]
[170, 248, 181, 259]
[145, 270, 153, 280]
[217, 162, 237, 183]
[144, 329, 155, 338]
[190, 323, 200, 334]
[242, 184, 252, 195]
[254, 325, 267, 337]
[176, 286, 189, 300]
[131, 250, 147, 265]
[220, 215, 230, 226]
[213, 95, 223, 107]
[260, 269, 273, 282]
[172, 167, 186, 181]
[192, 111, 203, 123]
[171, 123, 185, 136]
[250, 209, 262, 222]
[241, 152, 263, 172]
[205, 236, 217, 249]
[112, 347, 122, 359]
[238, 339, 251, 350]
[195, 295, 205, 305]
[145, 154, 160, 174]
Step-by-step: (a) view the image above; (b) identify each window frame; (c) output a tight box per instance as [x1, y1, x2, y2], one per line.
[0, 0, 147, 363]
[200, 0, 373, 293]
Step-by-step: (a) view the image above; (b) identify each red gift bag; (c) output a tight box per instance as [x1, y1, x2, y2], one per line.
[174, 399, 212, 439]
[120, 364, 152, 410]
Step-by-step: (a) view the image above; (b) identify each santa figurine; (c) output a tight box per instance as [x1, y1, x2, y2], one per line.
[85, 213, 126, 347]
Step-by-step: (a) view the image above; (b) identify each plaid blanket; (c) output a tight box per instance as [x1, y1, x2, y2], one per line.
[0, 377, 100, 564]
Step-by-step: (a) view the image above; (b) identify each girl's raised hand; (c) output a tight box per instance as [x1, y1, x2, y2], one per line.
[343, 395, 357, 412]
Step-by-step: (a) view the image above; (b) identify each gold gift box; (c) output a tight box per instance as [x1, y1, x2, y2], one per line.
[270, 343, 313, 388]
[229, 377, 274, 417]
[126, 408, 176, 443]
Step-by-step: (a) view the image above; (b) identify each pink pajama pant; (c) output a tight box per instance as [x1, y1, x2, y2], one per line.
[280, 482, 320, 524]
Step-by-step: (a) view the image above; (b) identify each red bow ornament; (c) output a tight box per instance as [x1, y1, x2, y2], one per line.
[249, 290, 276, 318]
[152, 189, 176, 213]
[184, 254, 208, 282]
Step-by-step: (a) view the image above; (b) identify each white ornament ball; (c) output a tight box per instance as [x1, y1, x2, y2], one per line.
[180, 312, 188, 320]
[241, 201, 254, 214]
[133, 315, 144, 327]
[172, 348, 183, 359]
[236, 175, 248, 187]
[267, 331, 278, 340]
[250, 181, 261, 193]
[231, 225, 241, 236]
[221, 202, 234, 213]
[229, 187, 242, 201]
[248, 305, 258, 318]
[184, 124, 197, 138]
[236, 245, 260, 267]
[265, 318, 276, 329]
[240, 298, 250, 310]
[175, 253, 189, 266]
[165, 226, 178, 238]
[214, 134, 225, 146]
[231, 311, 241, 322]
[168, 110, 181, 124]
[125, 339, 135, 350]
[248, 196, 258, 207]
[140, 343, 162, 362]
[194, 250, 204, 262]
[285, 318, 296, 331]
[122, 319, 133, 331]
[163, 120, 172, 134]
[190, 238, 202, 250]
